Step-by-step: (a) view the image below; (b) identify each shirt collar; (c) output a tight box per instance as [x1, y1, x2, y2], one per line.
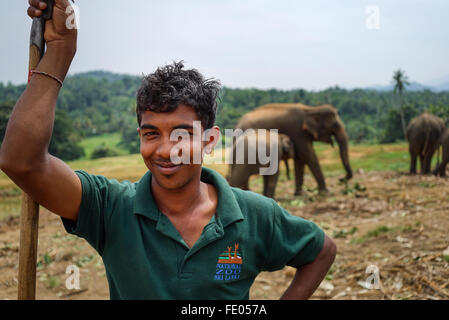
[133, 167, 244, 228]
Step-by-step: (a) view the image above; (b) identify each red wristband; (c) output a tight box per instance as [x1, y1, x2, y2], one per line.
[29, 70, 64, 87]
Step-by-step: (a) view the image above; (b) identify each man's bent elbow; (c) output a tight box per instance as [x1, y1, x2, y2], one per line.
[0, 160, 33, 179]
[322, 235, 337, 265]
[0, 153, 44, 179]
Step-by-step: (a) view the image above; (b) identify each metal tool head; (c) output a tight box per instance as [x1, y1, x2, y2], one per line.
[41, 0, 54, 21]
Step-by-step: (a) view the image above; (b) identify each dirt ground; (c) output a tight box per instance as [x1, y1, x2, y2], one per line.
[1, 170, 448, 300]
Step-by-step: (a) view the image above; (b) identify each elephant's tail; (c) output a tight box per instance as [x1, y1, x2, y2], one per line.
[421, 129, 431, 156]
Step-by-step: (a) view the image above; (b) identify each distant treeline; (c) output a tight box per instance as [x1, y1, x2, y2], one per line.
[1, 70, 449, 160]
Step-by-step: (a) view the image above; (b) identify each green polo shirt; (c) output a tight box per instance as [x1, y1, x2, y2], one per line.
[61, 166, 325, 299]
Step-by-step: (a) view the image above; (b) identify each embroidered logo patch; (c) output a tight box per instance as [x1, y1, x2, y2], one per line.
[214, 243, 242, 281]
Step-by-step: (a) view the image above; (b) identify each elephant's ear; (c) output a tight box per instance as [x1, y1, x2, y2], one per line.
[303, 117, 319, 140]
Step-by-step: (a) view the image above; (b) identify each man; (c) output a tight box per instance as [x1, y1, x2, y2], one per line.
[0, 0, 336, 299]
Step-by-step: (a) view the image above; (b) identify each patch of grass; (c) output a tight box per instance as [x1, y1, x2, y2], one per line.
[351, 224, 414, 244]
[315, 142, 409, 174]
[303, 185, 319, 194]
[0, 187, 21, 197]
[289, 199, 305, 207]
[341, 180, 367, 195]
[350, 237, 367, 245]
[0, 196, 21, 220]
[37, 253, 53, 269]
[79, 133, 128, 160]
[39, 274, 60, 289]
[365, 225, 391, 238]
[398, 225, 413, 233]
[47, 276, 60, 289]
[417, 182, 436, 188]
[75, 254, 95, 267]
[332, 227, 358, 239]
[43, 254, 52, 265]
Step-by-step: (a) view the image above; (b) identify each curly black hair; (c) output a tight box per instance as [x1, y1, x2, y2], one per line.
[136, 61, 221, 129]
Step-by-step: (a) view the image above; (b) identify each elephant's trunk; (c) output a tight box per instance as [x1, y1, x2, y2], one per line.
[334, 126, 353, 180]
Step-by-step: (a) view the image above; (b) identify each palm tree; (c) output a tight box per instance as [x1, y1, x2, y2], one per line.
[392, 69, 410, 139]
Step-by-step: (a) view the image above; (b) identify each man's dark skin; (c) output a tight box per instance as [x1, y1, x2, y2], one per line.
[0, 0, 336, 299]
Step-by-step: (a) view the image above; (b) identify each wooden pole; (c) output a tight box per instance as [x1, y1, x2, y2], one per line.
[17, 194, 40, 300]
[17, 0, 54, 300]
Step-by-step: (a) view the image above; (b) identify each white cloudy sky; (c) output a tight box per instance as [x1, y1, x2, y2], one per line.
[1, 0, 448, 90]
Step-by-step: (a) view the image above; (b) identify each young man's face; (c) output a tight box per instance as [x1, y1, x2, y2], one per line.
[138, 104, 219, 190]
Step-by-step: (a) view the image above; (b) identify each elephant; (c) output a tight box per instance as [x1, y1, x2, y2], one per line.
[433, 128, 449, 177]
[406, 112, 445, 174]
[227, 131, 295, 198]
[235, 103, 353, 195]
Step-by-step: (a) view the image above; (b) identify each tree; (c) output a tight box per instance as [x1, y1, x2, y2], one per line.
[118, 116, 140, 154]
[1, 101, 85, 160]
[391, 69, 410, 139]
[0, 100, 15, 143]
[380, 104, 418, 143]
[48, 109, 85, 160]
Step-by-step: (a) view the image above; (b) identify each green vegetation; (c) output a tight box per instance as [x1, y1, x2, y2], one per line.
[49, 109, 85, 160]
[1, 71, 448, 163]
[391, 69, 411, 139]
[75, 254, 96, 268]
[1, 100, 85, 161]
[91, 144, 119, 159]
[351, 224, 414, 244]
[332, 227, 358, 239]
[79, 133, 127, 160]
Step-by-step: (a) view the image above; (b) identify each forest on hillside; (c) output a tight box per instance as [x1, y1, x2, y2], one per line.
[1, 70, 449, 160]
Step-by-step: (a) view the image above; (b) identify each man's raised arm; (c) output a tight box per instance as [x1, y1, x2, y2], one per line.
[0, 0, 81, 221]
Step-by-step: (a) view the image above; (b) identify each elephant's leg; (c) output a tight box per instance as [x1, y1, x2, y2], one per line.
[284, 159, 290, 180]
[305, 145, 327, 192]
[428, 151, 436, 174]
[230, 165, 251, 190]
[441, 148, 449, 177]
[263, 175, 269, 195]
[422, 155, 429, 174]
[410, 153, 417, 174]
[434, 150, 449, 177]
[433, 161, 444, 176]
[263, 171, 279, 199]
[423, 151, 434, 174]
[440, 160, 448, 177]
[419, 155, 425, 174]
[294, 159, 305, 195]
[433, 163, 440, 176]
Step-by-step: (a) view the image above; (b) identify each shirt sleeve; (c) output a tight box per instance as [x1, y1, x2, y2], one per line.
[60, 170, 110, 255]
[261, 199, 325, 271]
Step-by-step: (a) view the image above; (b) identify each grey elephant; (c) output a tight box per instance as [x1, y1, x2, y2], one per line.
[235, 103, 353, 195]
[406, 112, 445, 174]
[227, 131, 294, 198]
[433, 128, 449, 177]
